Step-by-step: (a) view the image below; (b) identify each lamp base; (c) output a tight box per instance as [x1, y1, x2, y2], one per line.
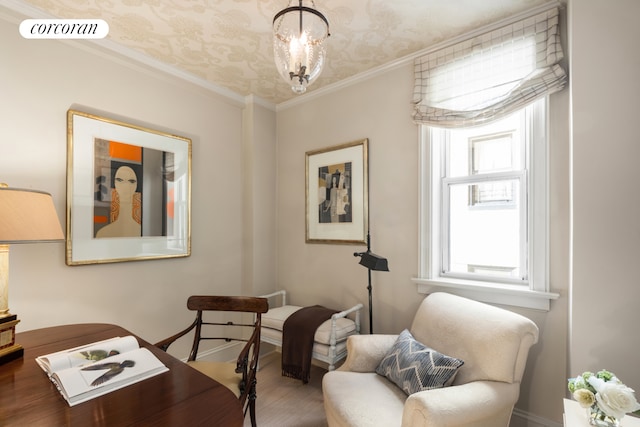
[0, 314, 23, 365]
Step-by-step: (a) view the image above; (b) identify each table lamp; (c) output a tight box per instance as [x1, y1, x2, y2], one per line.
[0, 183, 64, 364]
[353, 231, 389, 334]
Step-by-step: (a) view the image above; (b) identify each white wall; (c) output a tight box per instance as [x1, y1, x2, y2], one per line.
[0, 8, 276, 359]
[569, 0, 640, 398]
[276, 57, 571, 424]
[276, 65, 422, 334]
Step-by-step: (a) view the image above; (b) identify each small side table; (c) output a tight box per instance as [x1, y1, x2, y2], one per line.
[564, 398, 640, 427]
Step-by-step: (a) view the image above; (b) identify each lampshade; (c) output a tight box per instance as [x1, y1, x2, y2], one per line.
[0, 186, 64, 243]
[0, 184, 64, 364]
[357, 252, 389, 272]
[273, 0, 330, 94]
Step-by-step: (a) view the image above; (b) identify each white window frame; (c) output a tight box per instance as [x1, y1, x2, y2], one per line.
[413, 99, 559, 310]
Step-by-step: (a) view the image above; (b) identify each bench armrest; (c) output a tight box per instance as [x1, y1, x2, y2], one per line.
[329, 303, 364, 344]
[331, 303, 364, 321]
[260, 289, 287, 306]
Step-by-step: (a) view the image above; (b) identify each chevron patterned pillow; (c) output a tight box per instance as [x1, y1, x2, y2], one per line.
[375, 329, 464, 395]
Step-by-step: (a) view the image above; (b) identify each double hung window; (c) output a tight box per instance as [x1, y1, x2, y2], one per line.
[412, 7, 565, 310]
[426, 99, 543, 282]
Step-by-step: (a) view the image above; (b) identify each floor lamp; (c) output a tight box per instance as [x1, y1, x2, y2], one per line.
[353, 232, 388, 334]
[0, 184, 64, 365]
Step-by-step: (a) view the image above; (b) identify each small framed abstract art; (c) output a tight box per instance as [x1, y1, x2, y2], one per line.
[305, 138, 369, 244]
[65, 109, 191, 265]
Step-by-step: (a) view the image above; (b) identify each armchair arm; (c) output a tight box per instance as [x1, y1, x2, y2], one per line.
[402, 381, 520, 427]
[154, 319, 198, 352]
[338, 334, 398, 372]
[236, 326, 260, 399]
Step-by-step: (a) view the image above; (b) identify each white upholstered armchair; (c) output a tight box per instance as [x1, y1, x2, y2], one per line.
[322, 292, 539, 427]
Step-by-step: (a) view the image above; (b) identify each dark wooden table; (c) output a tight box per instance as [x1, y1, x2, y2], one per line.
[0, 323, 244, 426]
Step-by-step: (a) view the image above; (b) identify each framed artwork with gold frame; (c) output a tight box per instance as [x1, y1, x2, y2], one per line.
[305, 138, 368, 244]
[66, 109, 191, 265]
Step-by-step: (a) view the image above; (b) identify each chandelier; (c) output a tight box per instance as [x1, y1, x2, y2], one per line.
[273, 0, 330, 94]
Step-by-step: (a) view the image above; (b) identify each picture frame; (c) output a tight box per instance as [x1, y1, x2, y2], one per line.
[66, 110, 191, 265]
[305, 138, 368, 244]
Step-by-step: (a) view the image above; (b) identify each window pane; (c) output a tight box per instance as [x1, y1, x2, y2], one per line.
[471, 133, 514, 174]
[447, 180, 521, 279]
[447, 113, 521, 178]
[470, 180, 516, 207]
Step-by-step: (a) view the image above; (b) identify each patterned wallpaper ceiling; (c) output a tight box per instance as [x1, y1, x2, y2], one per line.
[10, 0, 552, 105]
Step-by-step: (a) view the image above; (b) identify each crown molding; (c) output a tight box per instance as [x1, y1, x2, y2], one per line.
[0, 0, 252, 108]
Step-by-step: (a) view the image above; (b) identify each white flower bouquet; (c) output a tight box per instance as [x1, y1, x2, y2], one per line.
[568, 370, 640, 426]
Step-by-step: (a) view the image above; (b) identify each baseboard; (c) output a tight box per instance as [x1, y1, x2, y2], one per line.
[511, 407, 563, 427]
[178, 341, 243, 364]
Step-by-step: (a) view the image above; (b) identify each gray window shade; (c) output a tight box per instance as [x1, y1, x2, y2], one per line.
[412, 7, 566, 128]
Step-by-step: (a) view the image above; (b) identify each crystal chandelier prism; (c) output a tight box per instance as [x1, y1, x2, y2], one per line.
[273, 0, 330, 94]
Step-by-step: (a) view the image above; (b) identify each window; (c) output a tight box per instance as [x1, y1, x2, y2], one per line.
[411, 7, 564, 310]
[415, 98, 557, 310]
[440, 105, 527, 284]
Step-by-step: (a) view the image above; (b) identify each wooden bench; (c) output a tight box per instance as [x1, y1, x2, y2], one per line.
[260, 290, 363, 371]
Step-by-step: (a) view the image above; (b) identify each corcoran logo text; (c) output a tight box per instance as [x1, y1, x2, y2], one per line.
[20, 19, 109, 39]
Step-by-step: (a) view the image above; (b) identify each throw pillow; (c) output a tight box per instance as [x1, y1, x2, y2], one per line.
[376, 329, 464, 395]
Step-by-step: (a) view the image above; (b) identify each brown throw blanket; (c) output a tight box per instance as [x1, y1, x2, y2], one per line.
[282, 305, 337, 384]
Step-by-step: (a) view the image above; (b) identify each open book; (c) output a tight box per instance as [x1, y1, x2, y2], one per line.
[36, 335, 169, 406]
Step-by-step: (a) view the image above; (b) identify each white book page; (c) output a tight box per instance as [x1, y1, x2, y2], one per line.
[36, 336, 139, 374]
[52, 347, 168, 406]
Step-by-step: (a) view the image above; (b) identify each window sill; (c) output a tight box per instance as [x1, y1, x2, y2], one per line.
[412, 277, 559, 311]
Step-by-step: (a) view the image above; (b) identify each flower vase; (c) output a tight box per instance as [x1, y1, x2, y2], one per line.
[588, 405, 620, 427]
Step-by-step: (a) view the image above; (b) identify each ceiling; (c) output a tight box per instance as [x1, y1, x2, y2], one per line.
[10, 0, 552, 105]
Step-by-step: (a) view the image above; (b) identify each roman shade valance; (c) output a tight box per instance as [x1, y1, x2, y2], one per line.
[412, 7, 567, 128]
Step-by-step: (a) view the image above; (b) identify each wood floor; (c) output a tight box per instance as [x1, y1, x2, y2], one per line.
[244, 351, 329, 427]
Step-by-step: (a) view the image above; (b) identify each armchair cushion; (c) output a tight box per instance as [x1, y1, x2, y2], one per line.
[188, 361, 242, 398]
[323, 371, 407, 427]
[376, 329, 464, 395]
